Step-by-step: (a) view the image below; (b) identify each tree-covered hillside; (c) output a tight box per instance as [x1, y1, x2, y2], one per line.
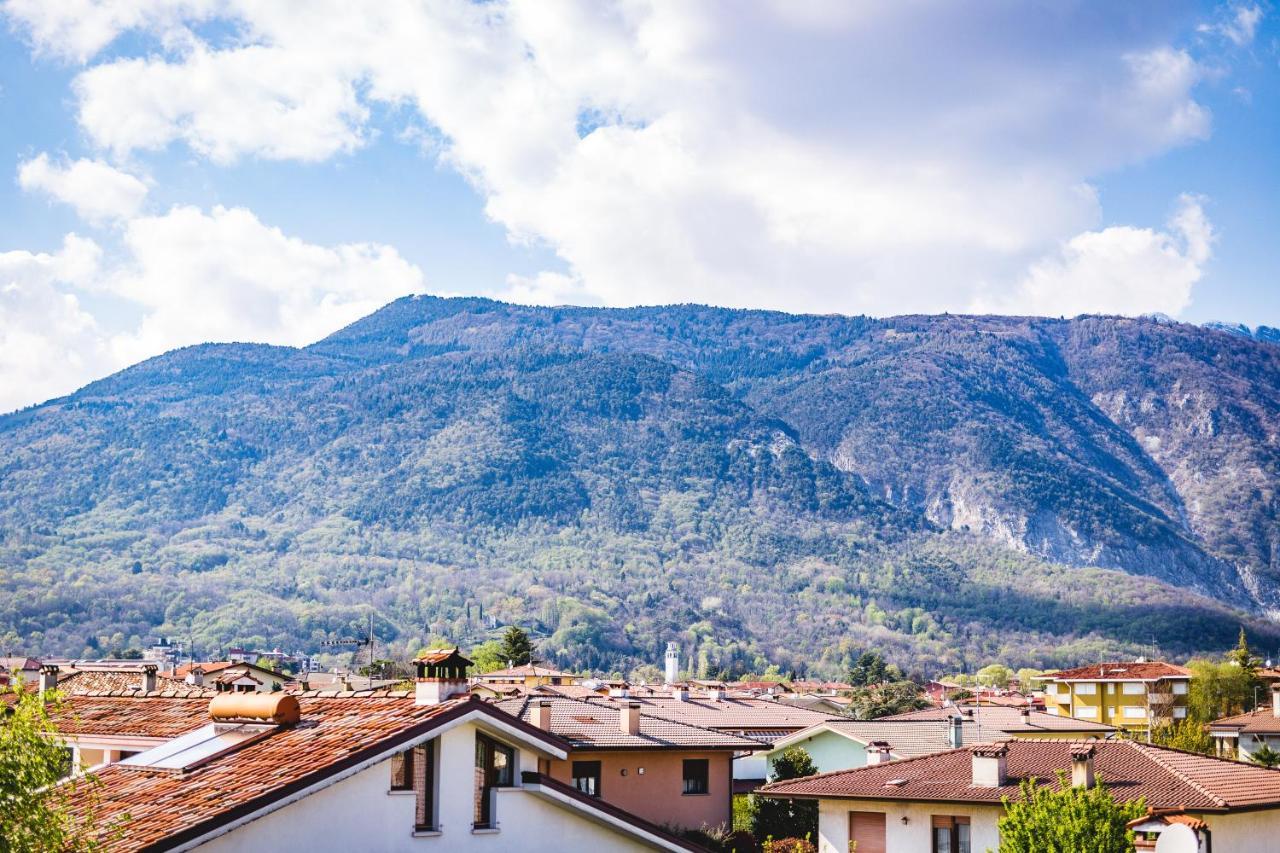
[1, 298, 1277, 676]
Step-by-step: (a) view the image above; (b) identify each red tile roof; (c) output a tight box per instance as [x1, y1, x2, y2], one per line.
[473, 663, 575, 679]
[494, 695, 761, 750]
[759, 739, 1280, 813]
[63, 694, 571, 851]
[881, 705, 1115, 734]
[1209, 708, 1280, 735]
[51, 693, 218, 739]
[1041, 661, 1190, 682]
[576, 694, 842, 744]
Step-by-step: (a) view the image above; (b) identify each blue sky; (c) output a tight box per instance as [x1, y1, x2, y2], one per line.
[0, 1, 1277, 412]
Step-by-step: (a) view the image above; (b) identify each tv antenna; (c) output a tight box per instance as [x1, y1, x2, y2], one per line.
[321, 612, 378, 677]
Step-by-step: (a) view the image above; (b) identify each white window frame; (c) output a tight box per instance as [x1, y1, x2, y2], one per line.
[1075, 706, 1098, 719]
[1123, 706, 1147, 719]
[1075, 683, 1096, 695]
[1171, 682, 1188, 695]
[1173, 707, 1187, 719]
[1121, 682, 1144, 695]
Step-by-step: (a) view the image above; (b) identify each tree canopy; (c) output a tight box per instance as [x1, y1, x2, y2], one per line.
[753, 748, 819, 843]
[998, 772, 1145, 853]
[497, 626, 535, 668]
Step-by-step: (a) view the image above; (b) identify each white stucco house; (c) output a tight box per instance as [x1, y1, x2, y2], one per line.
[759, 738, 1280, 853]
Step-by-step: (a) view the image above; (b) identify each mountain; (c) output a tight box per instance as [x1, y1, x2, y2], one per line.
[2, 298, 1278, 677]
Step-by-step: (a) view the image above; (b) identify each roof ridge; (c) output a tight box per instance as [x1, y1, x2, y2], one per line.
[1127, 740, 1226, 809]
[761, 742, 979, 791]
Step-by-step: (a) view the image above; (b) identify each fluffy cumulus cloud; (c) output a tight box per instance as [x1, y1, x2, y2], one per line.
[4, 0, 1219, 318]
[0, 0, 1240, 409]
[18, 154, 149, 222]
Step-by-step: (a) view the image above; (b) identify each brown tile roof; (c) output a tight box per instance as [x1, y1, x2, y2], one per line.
[881, 705, 1115, 734]
[493, 695, 761, 750]
[1041, 661, 1191, 682]
[63, 694, 572, 851]
[56, 670, 194, 696]
[51, 694, 218, 739]
[576, 694, 842, 743]
[473, 663, 576, 679]
[759, 739, 1280, 813]
[1209, 708, 1280, 735]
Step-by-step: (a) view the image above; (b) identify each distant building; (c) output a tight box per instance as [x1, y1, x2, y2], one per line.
[472, 663, 580, 688]
[172, 661, 290, 692]
[1210, 683, 1280, 761]
[664, 642, 680, 685]
[1037, 660, 1190, 734]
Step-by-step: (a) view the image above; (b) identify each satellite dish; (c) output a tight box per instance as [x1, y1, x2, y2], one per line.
[1154, 823, 1201, 853]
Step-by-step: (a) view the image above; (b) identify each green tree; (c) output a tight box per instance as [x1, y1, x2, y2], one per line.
[975, 663, 1013, 689]
[998, 772, 1145, 853]
[1250, 743, 1280, 768]
[468, 639, 508, 674]
[1150, 719, 1213, 755]
[497, 626, 534, 667]
[1187, 659, 1255, 722]
[0, 684, 114, 851]
[848, 651, 889, 687]
[753, 748, 818, 843]
[845, 681, 930, 720]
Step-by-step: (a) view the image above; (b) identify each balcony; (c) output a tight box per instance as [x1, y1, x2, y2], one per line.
[1148, 692, 1174, 704]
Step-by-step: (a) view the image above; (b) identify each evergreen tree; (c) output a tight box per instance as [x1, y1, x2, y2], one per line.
[497, 626, 535, 667]
[1149, 719, 1213, 755]
[753, 748, 819, 842]
[998, 772, 1145, 853]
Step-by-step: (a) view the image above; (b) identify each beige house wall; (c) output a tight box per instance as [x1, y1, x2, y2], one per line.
[546, 749, 732, 832]
[815, 798, 1002, 853]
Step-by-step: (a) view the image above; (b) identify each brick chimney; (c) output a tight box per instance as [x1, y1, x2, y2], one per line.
[971, 743, 1009, 787]
[1070, 743, 1096, 788]
[866, 741, 893, 765]
[620, 702, 641, 735]
[38, 663, 59, 695]
[141, 663, 158, 693]
[948, 715, 963, 748]
[535, 700, 552, 731]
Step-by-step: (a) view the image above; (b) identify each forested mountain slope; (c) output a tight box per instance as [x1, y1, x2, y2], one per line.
[2, 298, 1277, 677]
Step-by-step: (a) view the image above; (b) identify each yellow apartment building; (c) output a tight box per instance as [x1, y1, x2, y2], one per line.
[1038, 660, 1191, 735]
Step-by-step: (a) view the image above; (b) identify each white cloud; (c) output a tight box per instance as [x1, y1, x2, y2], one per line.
[0, 234, 110, 412]
[2, 1, 1225, 321]
[977, 195, 1214, 318]
[107, 205, 423, 363]
[1199, 4, 1264, 47]
[0, 206, 424, 413]
[18, 153, 149, 223]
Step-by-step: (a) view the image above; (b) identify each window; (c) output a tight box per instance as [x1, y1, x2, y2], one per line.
[572, 761, 602, 798]
[1105, 683, 1115, 694]
[1123, 706, 1147, 719]
[1121, 682, 1144, 695]
[474, 735, 515, 829]
[1075, 683, 1096, 695]
[390, 747, 414, 791]
[932, 816, 970, 853]
[682, 759, 709, 795]
[1172, 681, 1188, 695]
[1056, 683, 1069, 695]
[1173, 707, 1188, 719]
[1075, 706, 1098, 718]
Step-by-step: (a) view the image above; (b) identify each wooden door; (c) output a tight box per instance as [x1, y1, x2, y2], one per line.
[849, 810, 887, 853]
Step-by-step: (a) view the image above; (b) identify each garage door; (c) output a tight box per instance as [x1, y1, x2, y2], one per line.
[849, 810, 886, 853]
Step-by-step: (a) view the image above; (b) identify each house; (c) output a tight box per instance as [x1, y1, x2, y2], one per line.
[1209, 683, 1280, 761]
[47, 684, 217, 770]
[173, 660, 291, 692]
[760, 706, 1114, 777]
[493, 694, 760, 832]
[0, 655, 42, 684]
[1036, 660, 1190, 734]
[58, 650, 703, 851]
[472, 662, 581, 688]
[759, 738, 1280, 853]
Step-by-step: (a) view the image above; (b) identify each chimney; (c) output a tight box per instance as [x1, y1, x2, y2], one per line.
[866, 741, 893, 765]
[708, 686, 724, 702]
[186, 666, 204, 687]
[1272, 684, 1280, 719]
[672, 685, 689, 702]
[38, 663, 59, 695]
[971, 743, 1009, 787]
[948, 715, 964, 748]
[414, 648, 472, 705]
[608, 685, 630, 698]
[141, 664, 158, 693]
[621, 702, 641, 735]
[1070, 744, 1096, 788]
[1019, 707, 1031, 723]
[535, 700, 553, 731]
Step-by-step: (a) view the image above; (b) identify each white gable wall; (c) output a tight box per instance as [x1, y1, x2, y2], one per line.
[192, 721, 657, 852]
[815, 798, 1001, 853]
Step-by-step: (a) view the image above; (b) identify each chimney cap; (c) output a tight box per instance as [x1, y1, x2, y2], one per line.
[971, 742, 1009, 757]
[868, 740, 891, 749]
[1070, 743, 1096, 759]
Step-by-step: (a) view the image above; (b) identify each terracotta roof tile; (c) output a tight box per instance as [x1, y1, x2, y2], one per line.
[759, 739, 1280, 812]
[881, 705, 1115, 733]
[1041, 661, 1190, 682]
[494, 695, 760, 750]
[1209, 708, 1280, 734]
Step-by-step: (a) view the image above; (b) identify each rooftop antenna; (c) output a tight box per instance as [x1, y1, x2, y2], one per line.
[321, 611, 378, 678]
